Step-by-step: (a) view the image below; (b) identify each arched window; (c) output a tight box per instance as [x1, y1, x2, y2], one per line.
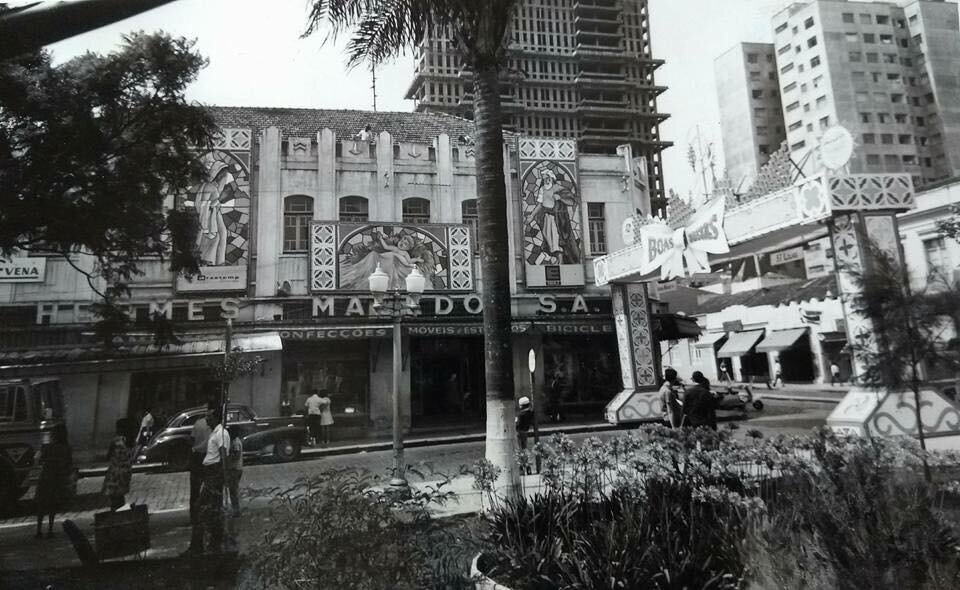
[461, 199, 479, 254]
[402, 198, 431, 224]
[339, 196, 369, 223]
[283, 195, 313, 253]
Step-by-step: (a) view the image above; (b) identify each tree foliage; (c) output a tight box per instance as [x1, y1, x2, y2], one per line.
[0, 32, 217, 342]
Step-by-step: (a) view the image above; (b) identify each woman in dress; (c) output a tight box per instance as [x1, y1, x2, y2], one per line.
[35, 425, 73, 538]
[318, 390, 334, 446]
[102, 425, 132, 511]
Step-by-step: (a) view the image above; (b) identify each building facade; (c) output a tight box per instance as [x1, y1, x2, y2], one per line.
[404, 0, 671, 213]
[770, 0, 960, 186]
[0, 107, 656, 452]
[714, 42, 787, 189]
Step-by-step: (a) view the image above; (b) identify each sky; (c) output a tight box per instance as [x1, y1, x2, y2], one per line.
[31, 0, 789, 199]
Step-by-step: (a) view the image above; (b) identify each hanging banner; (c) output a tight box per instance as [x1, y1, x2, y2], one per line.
[631, 198, 730, 281]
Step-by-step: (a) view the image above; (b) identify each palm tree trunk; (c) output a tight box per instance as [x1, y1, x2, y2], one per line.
[473, 63, 519, 498]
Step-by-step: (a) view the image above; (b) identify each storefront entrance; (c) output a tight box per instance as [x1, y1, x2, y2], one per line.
[410, 337, 485, 428]
[128, 368, 219, 437]
[543, 334, 621, 421]
[281, 341, 371, 433]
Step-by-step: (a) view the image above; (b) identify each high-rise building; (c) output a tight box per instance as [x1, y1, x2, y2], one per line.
[716, 0, 960, 188]
[773, 0, 960, 186]
[404, 0, 672, 212]
[714, 42, 787, 189]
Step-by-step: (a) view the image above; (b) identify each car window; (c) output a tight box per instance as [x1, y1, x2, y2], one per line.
[226, 410, 242, 424]
[179, 413, 202, 427]
[0, 386, 27, 423]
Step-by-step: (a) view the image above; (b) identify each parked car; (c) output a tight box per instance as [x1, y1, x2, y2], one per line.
[136, 404, 307, 468]
[0, 378, 77, 509]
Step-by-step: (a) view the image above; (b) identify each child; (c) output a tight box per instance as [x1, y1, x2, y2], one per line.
[102, 424, 132, 511]
[36, 425, 73, 538]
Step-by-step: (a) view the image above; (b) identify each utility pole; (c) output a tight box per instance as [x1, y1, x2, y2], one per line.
[371, 63, 378, 112]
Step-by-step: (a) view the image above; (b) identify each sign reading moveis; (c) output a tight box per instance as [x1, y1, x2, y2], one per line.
[0, 257, 46, 283]
[621, 199, 729, 281]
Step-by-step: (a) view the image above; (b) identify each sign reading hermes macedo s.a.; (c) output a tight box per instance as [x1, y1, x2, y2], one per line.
[0, 257, 46, 283]
[604, 199, 729, 284]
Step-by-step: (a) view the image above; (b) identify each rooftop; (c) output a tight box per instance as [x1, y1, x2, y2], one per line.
[208, 105, 478, 145]
[661, 275, 838, 316]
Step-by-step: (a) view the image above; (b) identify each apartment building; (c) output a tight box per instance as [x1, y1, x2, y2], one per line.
[771, 0, 960, 186]
[404, 0, 672, 213]
[714, 42, 787, 188]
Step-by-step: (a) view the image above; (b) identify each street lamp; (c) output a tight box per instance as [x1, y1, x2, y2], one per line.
[369, 263, 425, 490]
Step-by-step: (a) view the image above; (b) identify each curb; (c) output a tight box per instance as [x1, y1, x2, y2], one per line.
[761, 394, 844, 404]
[78, 422, 625, 479]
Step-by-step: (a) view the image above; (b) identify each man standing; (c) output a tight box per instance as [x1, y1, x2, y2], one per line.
[684, 372, 718, 430]
[718, 361, 731, 383]
[184, 407, 211, 555]
[200, 407, 230, 555]
[830, 362, 842, 386]
[305, 390, 323, 446]
[769, 358, 783, 389]
[659, 368, 683, 428]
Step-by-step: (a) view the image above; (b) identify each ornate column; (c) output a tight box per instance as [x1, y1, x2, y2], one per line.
[604, 283, 662, 423]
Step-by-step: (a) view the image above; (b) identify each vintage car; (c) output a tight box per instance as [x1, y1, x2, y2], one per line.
[136, 404, 306, 468]
[0, 378, 76, 508]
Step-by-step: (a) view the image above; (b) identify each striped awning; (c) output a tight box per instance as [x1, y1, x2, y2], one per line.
[756, 328, 808, 353]
[717, 330, 765, 358]
[694, 332, 727, 348]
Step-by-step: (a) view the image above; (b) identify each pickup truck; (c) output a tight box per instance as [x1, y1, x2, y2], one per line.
[136, 404, 307, 468]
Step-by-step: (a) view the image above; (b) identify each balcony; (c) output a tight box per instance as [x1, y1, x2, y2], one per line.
[574, 14, 621, 30]
[574, 70, 629, 87]
[574, 0, 621, 19]
[573, 42, 624, 59]
[576, 97, 630, 117]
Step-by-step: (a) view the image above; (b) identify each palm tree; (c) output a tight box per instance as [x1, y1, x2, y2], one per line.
[304, 1, 520, 496]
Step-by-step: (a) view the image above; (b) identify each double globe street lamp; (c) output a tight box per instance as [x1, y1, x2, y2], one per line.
[368, 262, 425, 491]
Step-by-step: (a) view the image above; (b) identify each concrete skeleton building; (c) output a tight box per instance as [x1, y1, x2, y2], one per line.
[0, 107, 690, 452]
[404, 0, 671, 213]
[716, 0, 960, 189]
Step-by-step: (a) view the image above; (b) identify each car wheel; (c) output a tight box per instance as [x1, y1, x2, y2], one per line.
[273, 438, 300, 462]
[752, 400, 764, 411]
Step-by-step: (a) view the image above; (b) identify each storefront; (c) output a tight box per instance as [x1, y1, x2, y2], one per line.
[542, 333, 621, 419]
[756, 327, 815, 382]
[409, 336, 485, 428]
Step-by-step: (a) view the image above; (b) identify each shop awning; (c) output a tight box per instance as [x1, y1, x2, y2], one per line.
[756, 328, 808, 353]
[694, 332, 727, 348]
[717, 330, 765, 358]
[654, 313, 702, 341]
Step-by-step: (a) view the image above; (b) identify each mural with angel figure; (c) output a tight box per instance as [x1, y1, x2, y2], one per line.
[520, 160, 582, 266]
[337, 225, 449, 291]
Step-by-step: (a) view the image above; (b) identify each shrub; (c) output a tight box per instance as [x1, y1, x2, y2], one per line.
[248, 467, 476, 590]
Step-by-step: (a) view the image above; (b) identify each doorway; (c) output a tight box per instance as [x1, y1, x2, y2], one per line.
[410, 337, 485, 428]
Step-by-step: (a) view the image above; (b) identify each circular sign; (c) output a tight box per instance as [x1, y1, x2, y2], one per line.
[528, 349, 536, 374]
[622, 216, 637, 246]
[819, 126, 854, 170]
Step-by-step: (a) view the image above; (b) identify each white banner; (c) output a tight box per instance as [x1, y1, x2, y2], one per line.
[176, 265, 247, 292]
[0, 257, 46, 283]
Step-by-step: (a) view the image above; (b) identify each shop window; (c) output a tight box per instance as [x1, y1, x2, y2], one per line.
[461, 199, 479, 254]
[282, 342, 370, 417]
[128, 369, 219, 431]
[339, 195, 369, 222]
[283, 195, 313, 253]
[587, 202, 607, 255]
[402, 198, 431, 224]
[544, 335, 622, 413]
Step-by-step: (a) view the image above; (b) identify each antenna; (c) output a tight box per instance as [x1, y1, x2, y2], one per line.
[371, 63, 378, 112]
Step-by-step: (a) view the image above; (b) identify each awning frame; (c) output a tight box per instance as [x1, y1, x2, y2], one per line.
[717, 329, 765, 358]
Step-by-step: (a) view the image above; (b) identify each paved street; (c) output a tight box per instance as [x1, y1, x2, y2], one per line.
[0, 399, 833, 573]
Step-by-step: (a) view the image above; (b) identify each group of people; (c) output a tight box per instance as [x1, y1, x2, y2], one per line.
[658, 368, 720, 430]
[304, 390, 334, 446]
[185, 403, 243, 557]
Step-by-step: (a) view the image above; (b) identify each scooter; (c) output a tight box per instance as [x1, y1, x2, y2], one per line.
[715, 384, 764, 415]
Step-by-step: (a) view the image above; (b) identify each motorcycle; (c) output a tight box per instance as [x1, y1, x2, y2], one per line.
[714, 384, 764, 415]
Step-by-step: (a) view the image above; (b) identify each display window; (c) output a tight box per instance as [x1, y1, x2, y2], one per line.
[281, 341, 370, 417]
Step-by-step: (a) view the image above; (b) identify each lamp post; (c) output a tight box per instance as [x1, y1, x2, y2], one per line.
[368, 263, 425, 490]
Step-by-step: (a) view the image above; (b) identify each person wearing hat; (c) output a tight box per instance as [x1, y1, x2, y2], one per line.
[516, 396, 534, 450]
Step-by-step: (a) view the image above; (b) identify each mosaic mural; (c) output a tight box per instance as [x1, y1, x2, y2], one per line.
[520, 159, 582, 266]
[310, 222, 473, 292]
[176, 134, 251, 292]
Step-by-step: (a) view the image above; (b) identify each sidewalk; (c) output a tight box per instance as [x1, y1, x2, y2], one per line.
[729, 381, 848, 404]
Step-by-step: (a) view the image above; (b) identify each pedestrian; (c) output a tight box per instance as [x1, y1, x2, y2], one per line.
[305, 390, 323, 446]
[318, 390, 334, 446]
[718, 360, 731, 383]
[684, 372, 718, 430]
[516, 396, 534, 451]
[200, 407, 230, 555]
[280, 396, 293, 417]
[102, 424, 132, 511]
[184, 406, 212, 556]
[35, 424, 73, 539]
[136, 407, 155, 448]
[226, 433, 243, 517]
[768, 358, 783, 389]
[830, 362, 841, 386]
[659, 368, 684, 428]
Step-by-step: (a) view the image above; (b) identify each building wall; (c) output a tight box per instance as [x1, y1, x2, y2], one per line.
[714, 42, 786, 188]
[767, 0, 960, 187]
[898, 176, 960, 291]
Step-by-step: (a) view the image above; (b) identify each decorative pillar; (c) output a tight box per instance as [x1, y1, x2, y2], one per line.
[604, 283, 662, 423]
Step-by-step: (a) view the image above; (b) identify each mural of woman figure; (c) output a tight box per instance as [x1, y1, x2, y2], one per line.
[340, 231, 431, 290]
[531, 168, 579, 264]
[194, 161, 234, 265]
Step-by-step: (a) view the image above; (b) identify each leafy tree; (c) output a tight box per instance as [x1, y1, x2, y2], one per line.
[304, 0, 521, 496]
[847, 243, 960, 480]
[0, 32, 217, 345]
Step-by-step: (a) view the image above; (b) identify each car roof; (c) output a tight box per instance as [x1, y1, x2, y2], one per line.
[180, 404, 247, 416]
